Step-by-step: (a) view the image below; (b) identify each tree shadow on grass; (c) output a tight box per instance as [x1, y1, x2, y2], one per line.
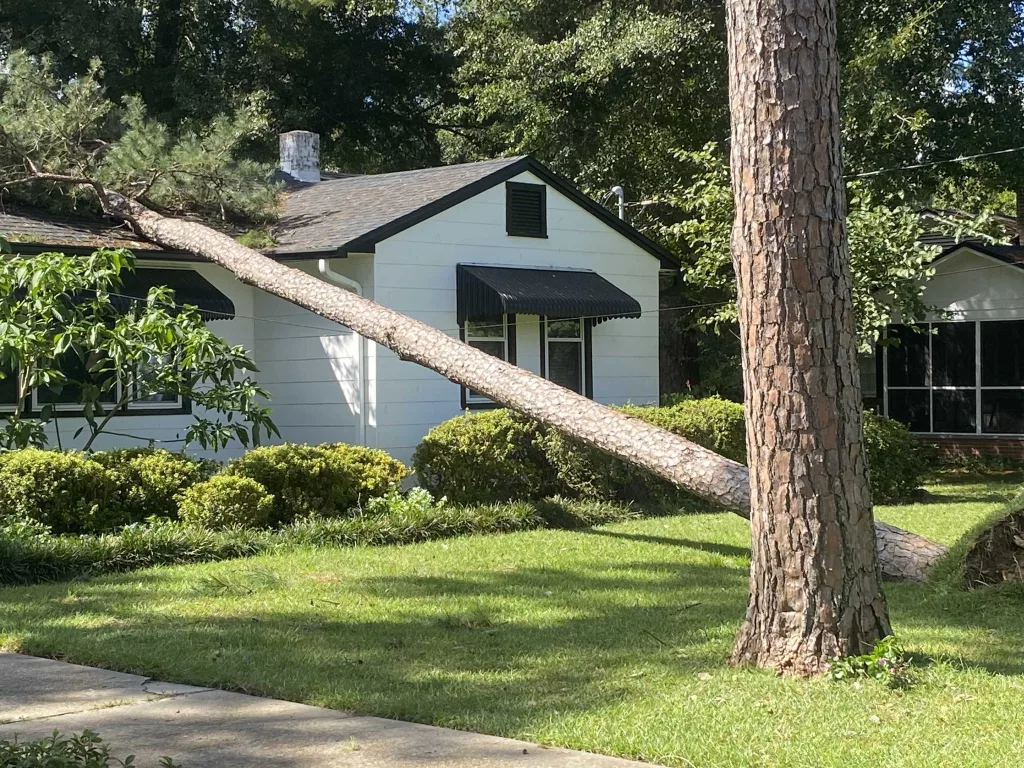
[0, 561, 751, 735]
[579, 528, 750, 558]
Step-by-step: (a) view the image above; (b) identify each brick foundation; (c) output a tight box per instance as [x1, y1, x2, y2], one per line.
[928, 436, 1024, 460]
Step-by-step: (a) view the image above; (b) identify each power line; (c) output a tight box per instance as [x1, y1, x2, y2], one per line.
[620, 144, 1024, 208]
[101, 247, 1024, 338]
[102, 289, 735, 337]
[846, 146, 1024, 179]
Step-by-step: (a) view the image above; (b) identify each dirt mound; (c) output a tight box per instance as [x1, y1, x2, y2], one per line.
[962, 509, 1024, 588]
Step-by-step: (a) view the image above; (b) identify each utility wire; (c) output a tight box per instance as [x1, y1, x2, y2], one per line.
[621, 144, 1024, 207]
[100, 247, 1024, 337]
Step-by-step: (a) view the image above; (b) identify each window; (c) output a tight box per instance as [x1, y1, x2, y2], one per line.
[462, 316, 515, 407]
[506, 182, 547, 238]
[32, 350, 187, 416]
[36, 351, 118, 411]
[544, 318, 587, 395]
[882, 320, 1024, 435]
[0, 365, 21, 411]
[128, 352, 183, 410]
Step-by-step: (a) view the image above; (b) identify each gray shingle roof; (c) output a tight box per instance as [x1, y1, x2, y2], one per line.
[0, 206, 153, 250]
[270, 156, 526, 254]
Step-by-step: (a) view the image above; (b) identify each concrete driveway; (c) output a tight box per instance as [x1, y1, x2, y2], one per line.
[0, 653, 660, 767]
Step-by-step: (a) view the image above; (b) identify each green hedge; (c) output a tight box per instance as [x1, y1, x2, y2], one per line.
[0, 450, 122, 535]
[224, 443, 408, 526]
[91, 448, 216, 523]
[414, 400, 926, 506]
[542, 398, 746, 504]
[0, 497, 660, 586]
[414, 398, 745, 506]
[861, 411, 932, 503]
[413, 409, 557, 504]
[179, 475, 274, 530]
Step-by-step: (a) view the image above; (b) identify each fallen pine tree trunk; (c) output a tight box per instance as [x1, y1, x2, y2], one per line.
[97, 192, 947, 582]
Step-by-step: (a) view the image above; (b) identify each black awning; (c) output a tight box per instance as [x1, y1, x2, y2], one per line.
[457, 265, 641, 325]
[114, 268, 235, 321]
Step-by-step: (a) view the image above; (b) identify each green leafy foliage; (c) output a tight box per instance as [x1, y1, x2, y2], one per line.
[0, 496, 663, 586]
[862, 411, 933, 503]
[542, 399, 745, 504]
[0, 729, 177, 767]
[413, 410, 557, 504]
[0, 450, 121, 535]
[0, 248, 278, 452]
[224, 443, 407, 526]
[328, 443, 409, 499]
[92, 449, 217, 522]
[825, 636, 916, 689]
[0, 51, 276, 221]
[178, 475, 274, 531]
[363, 487, 442, 518]
[417, 402, 924, 506]
[1, 3, 454, 173]
[654, 145, 942, 352]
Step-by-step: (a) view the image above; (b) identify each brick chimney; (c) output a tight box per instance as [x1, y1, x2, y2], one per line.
[279, 131, 320, 183]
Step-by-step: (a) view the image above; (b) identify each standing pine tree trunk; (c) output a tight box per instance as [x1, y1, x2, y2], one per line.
[726, 0, 891, 673]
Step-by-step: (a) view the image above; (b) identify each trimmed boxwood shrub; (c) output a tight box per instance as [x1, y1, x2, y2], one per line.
[91, 448, 217, 523]
[179, 475, 274, 530]
[541, 397, 746, 504]
[862, 411, 932, 503]
[412, 409, 557, 504]
[0, 449, 122, 535]
[224, 443, 407, 525]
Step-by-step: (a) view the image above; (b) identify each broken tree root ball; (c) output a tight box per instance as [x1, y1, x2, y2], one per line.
[962, 507, 1024, 588]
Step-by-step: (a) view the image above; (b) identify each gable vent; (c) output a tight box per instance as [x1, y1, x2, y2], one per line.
[506, 182, 547, 238]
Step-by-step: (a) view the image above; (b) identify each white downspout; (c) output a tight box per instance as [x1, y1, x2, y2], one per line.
[318, 259, 365, 446]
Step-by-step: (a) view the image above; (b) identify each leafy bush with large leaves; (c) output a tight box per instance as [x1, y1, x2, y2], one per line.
[0, 246, 277, 453]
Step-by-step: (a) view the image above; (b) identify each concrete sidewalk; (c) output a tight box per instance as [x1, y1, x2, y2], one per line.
[0, 653, 659, 767]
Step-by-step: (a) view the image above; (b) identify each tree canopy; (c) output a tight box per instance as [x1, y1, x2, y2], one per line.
[0, 1, 456, 172]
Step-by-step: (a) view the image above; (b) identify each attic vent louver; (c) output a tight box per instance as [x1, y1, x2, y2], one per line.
[506, 182, 547, 238]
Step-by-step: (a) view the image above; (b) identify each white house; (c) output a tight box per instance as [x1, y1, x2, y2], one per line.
[863, 240, 1024, 458]
[0, 132, 675, 463]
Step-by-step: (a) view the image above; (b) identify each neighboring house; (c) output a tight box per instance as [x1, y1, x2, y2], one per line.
[863, 239, 1024, 458]
[0, 131, 675, 463]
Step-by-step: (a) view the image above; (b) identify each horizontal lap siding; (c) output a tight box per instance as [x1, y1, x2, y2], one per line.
[373, 169, 660, 463]
[253, 257, 375, 448]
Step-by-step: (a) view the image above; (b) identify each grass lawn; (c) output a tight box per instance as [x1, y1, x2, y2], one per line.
[2, 473, 1023, 767]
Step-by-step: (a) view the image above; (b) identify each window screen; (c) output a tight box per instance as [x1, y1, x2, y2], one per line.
[506, 182, 547, 238]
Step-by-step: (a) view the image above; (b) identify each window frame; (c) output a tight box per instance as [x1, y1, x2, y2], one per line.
[541, 316, 593, 398]
[882, 319, 1024, 436]
[25, 352, 190, 418]
[505, 181, 548, 238]
[126, 352, 185, 412]
[460, 314, 517, 409]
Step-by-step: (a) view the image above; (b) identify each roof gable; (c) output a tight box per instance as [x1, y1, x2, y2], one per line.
[271, 156, 678, 268]
[933, 241, 1024, 268]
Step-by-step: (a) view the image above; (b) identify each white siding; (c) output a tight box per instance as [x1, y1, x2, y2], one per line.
[252, 256, 375, 448]
[921, 248, 1024, 321]
[371, 169, 661, 463]
[39, 262, 256, 460]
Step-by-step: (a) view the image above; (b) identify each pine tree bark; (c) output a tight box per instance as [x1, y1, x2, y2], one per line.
[726, 0, 892, 673]
[96, 192, 944, 583]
